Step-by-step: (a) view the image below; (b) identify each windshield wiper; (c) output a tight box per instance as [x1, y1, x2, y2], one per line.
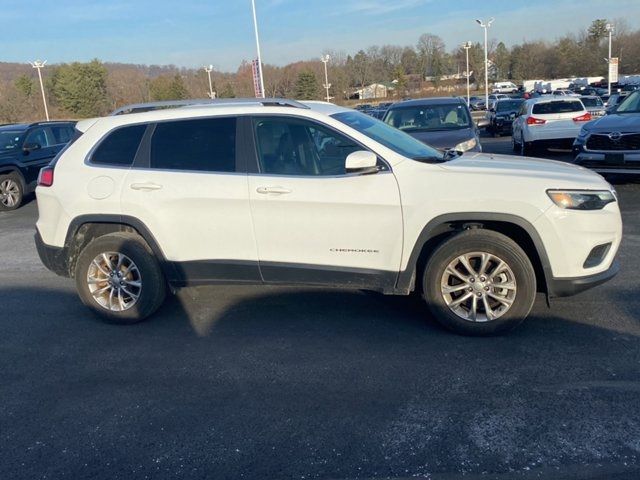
[413, 155, 446, 164]
[442, 149, 462, 161]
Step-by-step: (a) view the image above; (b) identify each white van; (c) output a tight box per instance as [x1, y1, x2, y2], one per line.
[492, 82, 518, 94]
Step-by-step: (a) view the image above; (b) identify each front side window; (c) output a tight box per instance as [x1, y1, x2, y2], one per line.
[150, 117, 236, 172]
[254, 117, 361, 176]
[333, 110, 442, 162]
[25, 127, 51, 148]
[91, 124, 146, 166]
[384, 104, 471, 132]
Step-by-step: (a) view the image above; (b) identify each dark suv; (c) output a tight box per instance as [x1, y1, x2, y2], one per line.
[0, 121, 76, 211]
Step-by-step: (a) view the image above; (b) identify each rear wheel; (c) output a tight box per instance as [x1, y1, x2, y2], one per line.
[422, 229, 536, 336]
[74, 232, 166, 324]
[511, 134, 521, 152]
[0, 173, 23, 211]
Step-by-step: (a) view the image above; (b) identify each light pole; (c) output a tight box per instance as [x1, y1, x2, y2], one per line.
[203, 65, 216, 99]
[250, 0, 266, 98]
[320, 55, 331, 102]
[462, 42, 472, 107]
[476, 18, 494, 110]
[606, 23, 614, 95]
[30, 60, 49, 121]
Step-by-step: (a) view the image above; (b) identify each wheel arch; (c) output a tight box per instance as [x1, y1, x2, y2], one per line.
[0, 166, 26, 188]
[63, 215, 175, 280]
[397, 213, 552, 296]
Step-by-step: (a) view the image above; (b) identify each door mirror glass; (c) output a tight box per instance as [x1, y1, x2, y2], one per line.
[23, 142, 41, 153]
[345, 151, 378, 175]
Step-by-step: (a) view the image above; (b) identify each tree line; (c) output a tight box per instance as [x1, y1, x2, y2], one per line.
[0, 19, 638, 123]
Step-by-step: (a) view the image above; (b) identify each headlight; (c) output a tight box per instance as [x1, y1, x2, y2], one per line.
[547, 190, 616, 210]
[577, 127, 589, 139]
[454, 138, 477, 152]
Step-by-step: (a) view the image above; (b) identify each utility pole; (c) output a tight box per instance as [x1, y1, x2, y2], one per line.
[476, 18, 494, 110]
[250, 0, 266, 98]
[462, 42, 472, 107]
[606, 23, 614, 95]
[30, 60, 49, 121]
[204, 65, 216, 99]
[320, 55, 331, 102]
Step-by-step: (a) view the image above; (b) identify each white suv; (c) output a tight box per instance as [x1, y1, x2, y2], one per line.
[512, 97, 591, 155]
[35, 99, 622, 335]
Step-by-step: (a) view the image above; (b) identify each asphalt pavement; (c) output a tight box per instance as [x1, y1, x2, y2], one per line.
[1, 143, 640, 480]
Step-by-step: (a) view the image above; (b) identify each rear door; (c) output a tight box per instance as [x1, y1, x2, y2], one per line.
[120, 116, 259, 284]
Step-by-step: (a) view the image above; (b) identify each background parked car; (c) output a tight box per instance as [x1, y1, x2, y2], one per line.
[579, 95, 606, 117]
[469, 96, 486, 111]
[383, 97, 481, 152]
[512, 97, 591, 155]
[606, 93, 629, 114]
[573, 89, 640, 175]
[0, 121, 76, 211]
[492, 82, 518, 93]
[486, 98, 525, 136]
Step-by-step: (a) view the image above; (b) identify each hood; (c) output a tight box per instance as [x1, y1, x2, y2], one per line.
[439, 152, 608, 187]
[584, 113, 640, 132]
[406, 128, 475, 150]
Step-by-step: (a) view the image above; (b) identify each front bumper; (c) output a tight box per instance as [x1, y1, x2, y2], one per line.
[35, 230, 69, 277]
[572, 148, 640, 174]
[547, 260, 619, 297]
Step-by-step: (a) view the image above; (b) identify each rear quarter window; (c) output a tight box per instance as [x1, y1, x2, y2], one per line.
[90, 124, 147, 166]
[532, 101, 584, 114]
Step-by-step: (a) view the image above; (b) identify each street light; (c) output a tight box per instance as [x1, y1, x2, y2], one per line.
[605, 23, 614, 95]
[475, 18, 494, 111]
[250, 0, 266, 98]
[30, 60, 49, 121]
[203, 65, 216, 99]
[320, 55, 331, 102]
[462, 42, 472, 107]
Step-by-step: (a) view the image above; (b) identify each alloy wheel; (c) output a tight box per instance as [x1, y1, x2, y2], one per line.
[440, 251, 517, 322]
[0, 179, 20, 208]
[87, 252, 142, 312]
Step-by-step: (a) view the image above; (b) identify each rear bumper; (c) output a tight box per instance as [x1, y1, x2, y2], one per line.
[547, 260, 619, 297]
[35, 230, 69, 277]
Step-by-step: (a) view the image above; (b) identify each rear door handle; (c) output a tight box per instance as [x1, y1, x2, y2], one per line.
[130, 182, 163, 191]
[256, 186, 292, 195]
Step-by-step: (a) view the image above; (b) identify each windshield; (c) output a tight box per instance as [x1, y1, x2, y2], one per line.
[332, 110, 443, 162]
[496, 100, 523, 112]
[0, 130, 23, 151]
[383, 103, 472, 132]
[616, 91, 640, 113]
[580, 97, 603, 107]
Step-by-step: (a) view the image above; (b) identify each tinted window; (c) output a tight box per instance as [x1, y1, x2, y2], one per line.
[150, 118, 236, 172]
[25, 127, 51, 148]
[616, 91, 640, 114]
[92, 124, 146, 166]
[580, 97, 603, 108]
[0, 130, 24, 151]
[532, 101, 583, 114]
[254, 117, 361, 176]
[384, 104, 471, 131]
[50, 125, 75, 144]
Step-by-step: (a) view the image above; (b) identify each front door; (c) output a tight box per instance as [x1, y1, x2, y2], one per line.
[247, 115, 403, 290]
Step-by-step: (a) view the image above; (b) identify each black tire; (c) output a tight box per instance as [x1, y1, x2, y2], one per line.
[74, 232, 166, 324]
[422, 229, 536, 336]
[0, 172, 24, 211]
[511, 134, 520, 152]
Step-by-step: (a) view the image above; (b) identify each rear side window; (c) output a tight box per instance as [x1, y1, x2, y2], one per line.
[532, 101, 583, 114]
[50, 125, 75, 145]
[91, 124, 146, 166]
[150, 117, 236, 172]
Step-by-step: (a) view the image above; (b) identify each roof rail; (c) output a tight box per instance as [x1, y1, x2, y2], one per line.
[110, 98, 309, 116]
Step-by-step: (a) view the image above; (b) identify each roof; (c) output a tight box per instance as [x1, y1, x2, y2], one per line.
[0, 120, 76, 132]
[387, 97, 465, 108]
[526, 96, 584, 104]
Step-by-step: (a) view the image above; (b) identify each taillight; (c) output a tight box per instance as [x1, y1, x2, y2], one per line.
[573, 112, 592, 122]
[527, 116, 546, 125]
[38, 166, 54, 187]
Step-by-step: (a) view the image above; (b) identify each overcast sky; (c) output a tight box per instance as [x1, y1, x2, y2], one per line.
[2, 0, 640, 71]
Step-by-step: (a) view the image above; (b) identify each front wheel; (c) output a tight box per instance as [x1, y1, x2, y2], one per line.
[422, 229, 536, 336]
[0, 173, 24, 211]
[74, 232, 167, 324]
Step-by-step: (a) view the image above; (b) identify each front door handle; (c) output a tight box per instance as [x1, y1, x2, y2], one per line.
[130, 182, 163, 191]
[256, 186, 292, 195]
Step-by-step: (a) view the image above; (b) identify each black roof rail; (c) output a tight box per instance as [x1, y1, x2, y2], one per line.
[110, 98, 310, 116]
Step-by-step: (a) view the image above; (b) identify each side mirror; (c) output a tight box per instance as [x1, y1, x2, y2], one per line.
[345, 151, 379, 175]
[23, 142, 41, 154]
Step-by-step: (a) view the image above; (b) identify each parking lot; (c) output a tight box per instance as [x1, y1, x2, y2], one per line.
[1, 138, 640, 479]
